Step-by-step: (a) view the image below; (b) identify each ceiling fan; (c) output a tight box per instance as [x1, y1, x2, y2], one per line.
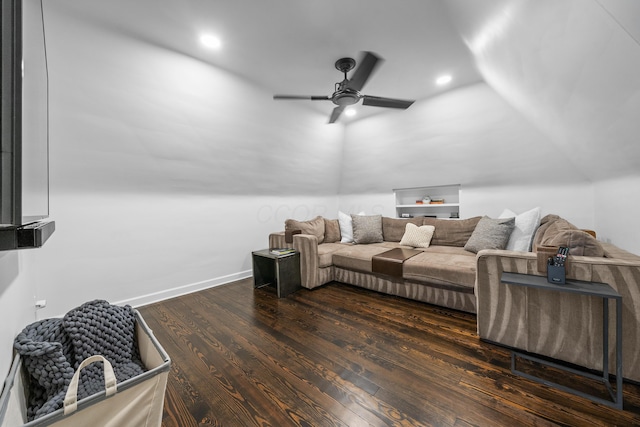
[273, 51, 415, 124]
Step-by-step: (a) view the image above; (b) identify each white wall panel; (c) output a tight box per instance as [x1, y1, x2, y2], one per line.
[33, 193, 337, 319]
[462, 183, 595, 230]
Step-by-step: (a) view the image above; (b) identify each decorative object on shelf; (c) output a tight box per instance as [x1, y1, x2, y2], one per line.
[429, 198, 444, 204]
[422, 196, 431, 204]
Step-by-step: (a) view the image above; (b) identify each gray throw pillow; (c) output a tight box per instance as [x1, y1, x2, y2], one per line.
[464, 216, 516, 253]
[351, 214, 383, 244]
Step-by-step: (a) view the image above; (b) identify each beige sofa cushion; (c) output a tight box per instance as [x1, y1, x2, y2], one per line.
[403, 247, 477, 289]
[534, 215, 604, 257]
[332, 245, 392, 273]
[382, 217, 424, 242]
[324, 218, 341, 243]
[317, 243, 347, 268]
[422, 216, 482, 247]
[285, 216, 325, 244]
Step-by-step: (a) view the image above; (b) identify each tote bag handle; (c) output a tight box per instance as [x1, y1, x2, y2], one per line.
[63, 355, 117, 415]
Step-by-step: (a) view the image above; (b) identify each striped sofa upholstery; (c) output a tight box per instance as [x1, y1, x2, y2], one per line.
[476, 244, 640, 382]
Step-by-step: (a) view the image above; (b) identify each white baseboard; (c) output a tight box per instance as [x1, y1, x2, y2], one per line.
[116, 270, 253, 308]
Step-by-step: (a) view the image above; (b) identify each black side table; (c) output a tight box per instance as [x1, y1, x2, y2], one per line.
[252, 249, 301, 298]
[501, 272, 622, 409]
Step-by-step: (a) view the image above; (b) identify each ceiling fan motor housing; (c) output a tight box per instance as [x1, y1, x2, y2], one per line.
[332, 89, 361, 106]
[273, 52, 415, 123]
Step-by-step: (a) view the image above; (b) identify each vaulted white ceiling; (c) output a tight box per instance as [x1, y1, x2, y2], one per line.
[43, 0, 640, 195]
[49, 0, 483, 122]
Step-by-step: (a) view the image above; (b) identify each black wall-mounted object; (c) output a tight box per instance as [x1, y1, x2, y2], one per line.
[1, 0, 55, 250]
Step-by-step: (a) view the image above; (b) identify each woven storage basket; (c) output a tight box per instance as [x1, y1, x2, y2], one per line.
[0, 311, 170, 427]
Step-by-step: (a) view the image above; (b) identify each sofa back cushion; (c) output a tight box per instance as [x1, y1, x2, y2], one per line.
[382, 217, 424, 242]
[532, 214, 561, 250]
[323, 218, 341, 243]
[533, 214, 604, 257]
[285, 216, 325, 244]
[422, 216, 482, 247]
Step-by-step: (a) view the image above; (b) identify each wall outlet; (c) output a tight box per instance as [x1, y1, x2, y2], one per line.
[35, 300, 47, 309]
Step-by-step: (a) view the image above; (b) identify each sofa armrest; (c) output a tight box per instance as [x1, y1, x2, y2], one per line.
[475, 248, 640, 382]
[269, 232, 287, 250]
[292, 233, 320, 289]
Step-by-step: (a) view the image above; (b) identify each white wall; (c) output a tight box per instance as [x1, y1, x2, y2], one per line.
[0, 252, 38, 381]
[594, 175, 640, 253]
[34, 193, 337, 319]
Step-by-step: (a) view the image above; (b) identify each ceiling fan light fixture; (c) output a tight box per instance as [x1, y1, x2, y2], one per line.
[345, 108, 357, 117]
[332, 89, 361, 106]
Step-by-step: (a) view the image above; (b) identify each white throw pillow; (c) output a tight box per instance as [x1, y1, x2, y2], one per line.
[499, 207, 542, 252]
[399, 223, 435, 248]
[338, 211, 364, 243]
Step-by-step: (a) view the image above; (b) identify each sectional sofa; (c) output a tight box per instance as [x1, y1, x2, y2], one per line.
[268, 213, 640, 382]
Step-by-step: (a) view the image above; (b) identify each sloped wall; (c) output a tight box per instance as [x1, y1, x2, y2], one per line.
[0, 2, 343, 378]
[444, 0, 640, 181]
[442, 0, 640, 251]
[340, 82, 596, 229]
[342, 82, 588, 191]
[39, 4, 344, 313]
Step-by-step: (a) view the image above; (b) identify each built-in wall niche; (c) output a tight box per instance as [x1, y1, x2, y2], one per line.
[0, 0, 55, 250]
[394, 185, 461, 219]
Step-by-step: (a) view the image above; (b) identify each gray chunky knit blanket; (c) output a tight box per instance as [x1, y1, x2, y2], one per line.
[13, 300, 146, 421]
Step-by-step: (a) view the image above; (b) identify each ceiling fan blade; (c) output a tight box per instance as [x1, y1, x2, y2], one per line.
[328, 105, 345, 124]
[346, 51, 381, 92]
[362, 95, 415, 109]
[273, 95, 331, 101]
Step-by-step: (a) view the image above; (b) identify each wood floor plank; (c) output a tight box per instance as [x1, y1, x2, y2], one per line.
[138, 279, 640, 427]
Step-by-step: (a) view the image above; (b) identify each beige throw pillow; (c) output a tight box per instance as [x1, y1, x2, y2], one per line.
[423, 216, 482, 247]
[399, 223, 435, 248]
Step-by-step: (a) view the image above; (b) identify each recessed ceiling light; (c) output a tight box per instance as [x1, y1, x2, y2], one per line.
[345, 108, 357, 117]
[436, 75, 452, 86]
[200, 34, 222, 49]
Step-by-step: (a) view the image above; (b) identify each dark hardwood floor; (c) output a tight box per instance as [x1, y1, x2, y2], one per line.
[138, 279, 640, 426]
